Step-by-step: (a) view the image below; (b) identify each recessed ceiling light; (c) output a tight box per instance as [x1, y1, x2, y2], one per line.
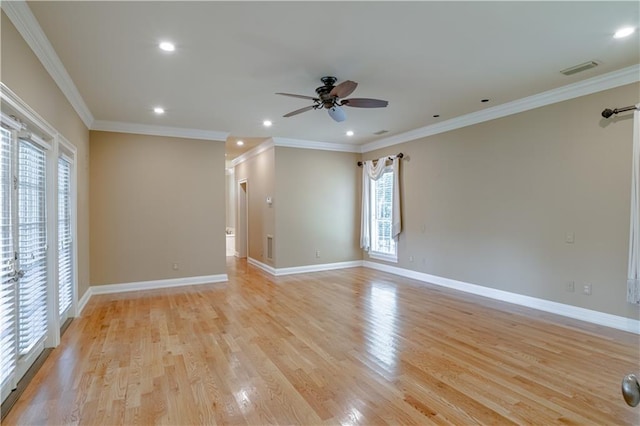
[159, 41, 175, 52]
[346, 130, 354, 136]
[263, 120, 272, 127]
[153, 107, 165, 114]
[236, 140, 244, 146]
[614, 27, 635, 39]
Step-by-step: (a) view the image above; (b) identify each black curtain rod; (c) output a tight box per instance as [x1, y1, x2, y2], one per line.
[357, 152, 403, 167]
[601, 104, 638, 118]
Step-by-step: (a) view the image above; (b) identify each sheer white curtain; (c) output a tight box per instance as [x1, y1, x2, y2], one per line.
[360, 156, 401, 251]
[628, 104, 640, 304]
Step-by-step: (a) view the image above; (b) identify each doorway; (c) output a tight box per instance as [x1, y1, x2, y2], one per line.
[237, 179, 248, 259]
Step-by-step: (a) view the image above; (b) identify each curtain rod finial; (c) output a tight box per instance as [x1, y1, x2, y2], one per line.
[602, 108, 615, 118]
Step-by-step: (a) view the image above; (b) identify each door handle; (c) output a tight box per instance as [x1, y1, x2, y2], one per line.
[9, 268, 24, 279]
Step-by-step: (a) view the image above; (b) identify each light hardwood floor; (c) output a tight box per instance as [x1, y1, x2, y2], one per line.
[4, 258, 640, 425]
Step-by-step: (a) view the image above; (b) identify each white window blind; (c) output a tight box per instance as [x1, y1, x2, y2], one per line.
[370, 169, 396, 256]
[58, 157, 72, 316]
[0, 126, 16, 391]
[17, 139, 48, 355]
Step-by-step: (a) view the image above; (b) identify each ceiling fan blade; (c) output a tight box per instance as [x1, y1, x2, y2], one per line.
[330, 80, 358, 98]
[283, 105, 315, 117]
[341, 98, 388, 108]
[276, 92, 318, 101]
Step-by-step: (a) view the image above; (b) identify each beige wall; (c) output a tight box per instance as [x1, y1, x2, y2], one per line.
[364, 83, 640, 319]
[1, 12, 91, 299]
[233, 145, 361, 269]
[5, 7, 635, 319]
[90, 131, 226, 285]
[234, 146, 275, 266]
[275, 147, 361, 268]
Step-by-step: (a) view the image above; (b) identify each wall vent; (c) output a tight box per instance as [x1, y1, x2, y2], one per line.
[373, 130, 389, 135]
[266, 235, 273, 260]
[560, 61, 599, 76]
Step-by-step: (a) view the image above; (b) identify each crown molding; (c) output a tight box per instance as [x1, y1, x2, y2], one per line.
[272, 137, 361, 153]
[91, 120, 228, 142]
[362, 64, 640, 153]
[231, 138, 275, 167]
[230, 136, 360, 167]
[2, 0, 94, 129]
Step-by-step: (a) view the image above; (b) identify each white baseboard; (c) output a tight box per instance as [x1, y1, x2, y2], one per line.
[363, 261, 640, 335]
[90, 274, 228, 295]
[76, 259, 639, 334]
[248, 257, 363, 276]
[248, 257, 277, 275]
[76, 287, 92, 316]
[276, 260, 363, 276]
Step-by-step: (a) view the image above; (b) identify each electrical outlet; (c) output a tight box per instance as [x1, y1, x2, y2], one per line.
[172, 262, 179, 271]
[409, 255, 414, 262]
[565, 280, 575, 292]
[582, 284, 592, 295]
[315, 250, 320, 258]
[565, 232, 575, 244]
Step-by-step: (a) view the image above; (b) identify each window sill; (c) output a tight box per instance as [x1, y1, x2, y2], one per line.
[368, 251, 398, 263]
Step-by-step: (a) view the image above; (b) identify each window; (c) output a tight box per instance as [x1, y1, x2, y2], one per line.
[360, 156, 402, 262]
[58, 157, 73, 317]
[369, 167, 397, 261]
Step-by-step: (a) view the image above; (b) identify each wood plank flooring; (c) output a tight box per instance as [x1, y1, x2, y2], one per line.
[4, 258, 640, 425]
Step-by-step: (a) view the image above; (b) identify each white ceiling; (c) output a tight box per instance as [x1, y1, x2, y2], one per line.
[23, 1, 640, 154]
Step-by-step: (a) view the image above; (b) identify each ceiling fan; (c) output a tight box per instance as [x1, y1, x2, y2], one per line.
[276, 76, 388, 122]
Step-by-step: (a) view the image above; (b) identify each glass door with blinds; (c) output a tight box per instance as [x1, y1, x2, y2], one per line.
[0, 125, 17, 402]
[0, 123, 50, 402]
[58, 156, 73, 322]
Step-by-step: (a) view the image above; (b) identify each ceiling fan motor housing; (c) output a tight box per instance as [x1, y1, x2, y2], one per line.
[316, 77, 338, 109]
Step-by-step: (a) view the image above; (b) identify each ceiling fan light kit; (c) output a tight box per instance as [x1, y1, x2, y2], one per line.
[328, 106, 346, 122]
[276, 76, 388, 123]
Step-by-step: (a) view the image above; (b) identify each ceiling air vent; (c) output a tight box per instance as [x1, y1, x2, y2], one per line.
[373, 130, 389, 135]
[560, 61, 599, 76]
